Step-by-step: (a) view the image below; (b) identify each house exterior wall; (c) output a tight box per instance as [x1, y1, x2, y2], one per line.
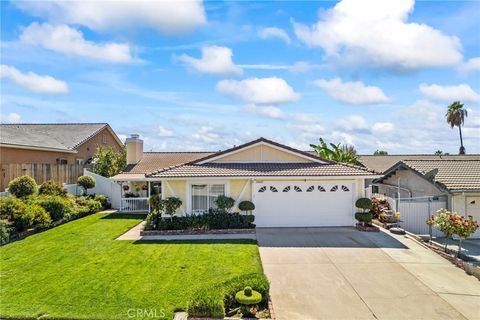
[211, 144, 312, 163]
[377, 169, 444, 198]
[163, 180, 187, 214]
[0, 127, 122, 165]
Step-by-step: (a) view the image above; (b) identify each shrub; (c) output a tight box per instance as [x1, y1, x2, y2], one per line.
[94, 194, 111, 209]
[34, 195, 71, 221]
[355, 198, 372, 211]
[77, 176, 96, 195]
[8, 175, 37, 198]
[76, 197, 102, 215]
[215, 196, 235, 212]
[238, 201, 255, 213]
[148, 194, 163, 213]
[355, 212, 373, 224]
[163, 197, 182, 217]
[0, 219, 11, 244]
[0, 196, 26, 221]
[38, 180, 66, 196]
[433, 209, 479, 253]
[188, 273, 269, 318]
[12, 204, 51, 231]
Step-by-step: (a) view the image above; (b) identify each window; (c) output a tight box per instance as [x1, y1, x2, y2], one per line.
[282, 186, 290, 192]
[191, 184, 225, 213]
[372, 185, 379, 194]
[102, 134, 107, 144]
[306, 186, 314, 192]
[318, 186, 326, 192]
[258, 186, 266, 193]
[294, 186, 302, 192]
[56, 158, 67, 165]
[270, 186, 278, 192]
[76, 159, 84, 165]
[330, 185, 338, 192]
[341, 185, 350, 191]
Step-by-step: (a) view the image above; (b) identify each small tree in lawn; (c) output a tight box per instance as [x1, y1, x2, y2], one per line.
[77, 175, 96, 196]
[147, 194, 164, 229]
[163, 197, 182, 219]
[215, 195, 235, 213]
[354, 198, 373, 227]
[433, 209, 457, 252]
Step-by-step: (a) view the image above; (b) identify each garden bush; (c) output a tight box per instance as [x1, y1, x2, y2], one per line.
[0, 196, 26, 221]
[188, 273, 269, 318]
[215, 196, 235, 212]
[8, 175, 37, 198]
[77, 175, 96, 195]
[75, 197, 102, 215]
[355, 212, 373, 224]
[238, 201, 255, 213]
[0, 219, 11, 244]
[94, 194, 111, 209]
[33, 195, 72, 221]
[12, 204, 51, 231]
[355, 198, 373, 211]
[146, 209, 255, 231]
[38, 180, 67, 196]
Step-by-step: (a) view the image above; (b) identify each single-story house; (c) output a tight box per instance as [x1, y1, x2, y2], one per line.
[112, 135, 378, 227]
[0, 123, 123, 190]
[374, 159, 480, 237]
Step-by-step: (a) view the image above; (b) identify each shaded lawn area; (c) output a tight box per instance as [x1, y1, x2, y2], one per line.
[0, 212, 263, 319]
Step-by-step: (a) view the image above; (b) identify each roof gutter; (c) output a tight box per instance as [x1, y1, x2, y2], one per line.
[0, 143, 77, 153]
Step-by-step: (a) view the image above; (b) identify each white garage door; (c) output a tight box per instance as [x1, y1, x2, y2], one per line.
[253, 180, 356, 227]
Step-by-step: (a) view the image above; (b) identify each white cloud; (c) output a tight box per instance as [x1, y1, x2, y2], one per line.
[15, 1, 206, 35]
[192, 126, 221, 144]
[20, 23, 133, 63]
[0, 64, 69, 94]
[244, 104, 285, 119]
[0, 112, 21, 123]
[419, 83, 480, 102]
[177, 46, 242, 76]
[372, 122, 395, 134]
[217, 77, 300, 104]
[335, 115, 369, 132]
[459, 57, 480, 73]
[313, 78, 389, 105]
[292, 0, 462, 70]
[258, 27, 291, 44]
[156, 125, 175, 137]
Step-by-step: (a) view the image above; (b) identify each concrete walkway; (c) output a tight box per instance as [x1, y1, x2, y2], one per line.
[257, 227, 480, 320]
[116, 221, 256, 241]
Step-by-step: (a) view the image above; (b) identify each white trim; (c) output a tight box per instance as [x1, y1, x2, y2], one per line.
[234, 179, 250, 209]
[197, 141, 327, 164]
[0, 143, 78, 153]
[186, 180, 230, 214]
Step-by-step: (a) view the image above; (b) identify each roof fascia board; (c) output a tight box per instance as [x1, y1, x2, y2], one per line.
[197, 141, 326, 164]
[0, 143, 77, 154]
[149, 175, 380, 180]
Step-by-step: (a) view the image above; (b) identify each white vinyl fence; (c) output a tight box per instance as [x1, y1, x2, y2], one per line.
[398, 197, 446, 236]
[65, 170, 122, 209]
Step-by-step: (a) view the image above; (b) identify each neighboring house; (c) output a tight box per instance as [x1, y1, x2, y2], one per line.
[0, 123, 123, 190]
[112, 135, 378, 227]
[374, 160, 480, 237]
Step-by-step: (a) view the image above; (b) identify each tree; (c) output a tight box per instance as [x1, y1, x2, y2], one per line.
[77, 175, 96, 196]
[310, 138, 360, 164]
[8, 175, 37, 198]
[446, 101, 468, 155]
[91, 146, 127, 178]
[435, 150, 450, 156]
[373, 150, 388, 155]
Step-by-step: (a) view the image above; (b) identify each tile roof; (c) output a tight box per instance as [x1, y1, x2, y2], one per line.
[0, 123, 111, 151]
[382, 160, 480, 192]
[121, 152, 214, 174]
[148, 162, 375, 178]
[359, 154, 480, 173]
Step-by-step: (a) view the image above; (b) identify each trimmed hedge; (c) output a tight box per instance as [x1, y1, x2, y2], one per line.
[8, 176, 37, 198]
[188, 273, 270, 318]
[38, 180, 67, 196]
[145, 209, 255, 231]
[32, 195, 74, 221]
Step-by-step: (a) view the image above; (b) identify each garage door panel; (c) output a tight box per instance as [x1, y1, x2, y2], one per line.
[253, 181, 355, 227]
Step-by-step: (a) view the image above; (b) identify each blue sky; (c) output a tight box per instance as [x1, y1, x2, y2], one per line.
[1, 0, 479, 154]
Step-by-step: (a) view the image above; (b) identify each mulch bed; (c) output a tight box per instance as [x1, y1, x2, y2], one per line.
[355, 223, 380, 232]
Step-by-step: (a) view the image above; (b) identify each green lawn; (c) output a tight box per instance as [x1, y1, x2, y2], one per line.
[0, 212, 263, 319]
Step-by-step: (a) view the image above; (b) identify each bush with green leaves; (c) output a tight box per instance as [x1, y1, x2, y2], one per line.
[33, 195, 72, 221]
[75, 197, 102, 215]
[77, 175, 96, 195]
[163, 197, 182, 217]
[238, 201, 255, 214]
[0, 219, 11, 245]
[215, 195, 235, 212]
[0, 196, 26, 221]
[355, 212, 373, 225]
[8, 175, 37, 198]
[12, 204, 51, 231]
[188, 273, 269, 318]
[145, 209, 255, 231]
[355, 198, 373, 211]
[94, 194, 111, 209]
[38, 180, 66, 196]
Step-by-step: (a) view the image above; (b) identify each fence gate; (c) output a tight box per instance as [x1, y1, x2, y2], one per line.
[398, 197, 447, 236]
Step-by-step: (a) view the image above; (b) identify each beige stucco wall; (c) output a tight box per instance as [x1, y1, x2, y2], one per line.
[229, 179, 252, 208]
[451, 193, 480, 216]
[163, 180, 187, 214]
[378, 169, 444, 198]
[212, 144, 312, 163]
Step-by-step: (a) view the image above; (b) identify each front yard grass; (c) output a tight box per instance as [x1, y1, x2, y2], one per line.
[0, 212, 263, 319]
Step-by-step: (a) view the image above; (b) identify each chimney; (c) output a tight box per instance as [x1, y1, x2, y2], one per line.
[125, 134, 143, 164]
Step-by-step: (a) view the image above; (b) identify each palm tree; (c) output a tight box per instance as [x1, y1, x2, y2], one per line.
[310, 138, 360, 164]
[446, 101, 468, 155]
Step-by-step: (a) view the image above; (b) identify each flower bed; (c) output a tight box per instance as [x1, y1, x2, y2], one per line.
[355, 223, 380, 232]
[145, 209, 256, 231]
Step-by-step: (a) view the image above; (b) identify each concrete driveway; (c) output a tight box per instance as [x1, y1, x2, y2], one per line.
[257, 227, 480, 320]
